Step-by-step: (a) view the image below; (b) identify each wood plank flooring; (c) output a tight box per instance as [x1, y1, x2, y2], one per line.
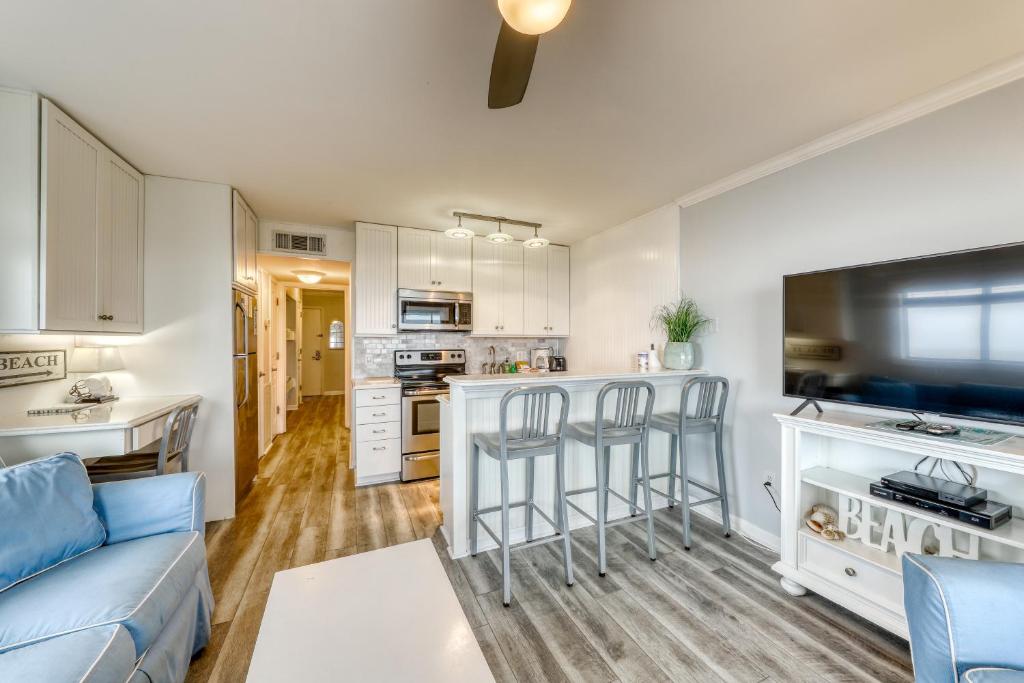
[187, 395, 913, 683]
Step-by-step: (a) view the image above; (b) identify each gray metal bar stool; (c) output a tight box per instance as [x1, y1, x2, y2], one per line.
[564, 380, 657, 576]
[644, 376, 730, 550]
[469, 385, 573, 607]
[87, 403, 199, 482]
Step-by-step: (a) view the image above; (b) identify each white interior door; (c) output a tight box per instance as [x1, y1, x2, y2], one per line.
[301, 307, 324, 396]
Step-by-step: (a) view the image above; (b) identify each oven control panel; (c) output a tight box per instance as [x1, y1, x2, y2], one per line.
[395, 349, 466, 365]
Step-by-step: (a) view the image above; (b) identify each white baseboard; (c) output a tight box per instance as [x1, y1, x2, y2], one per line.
[323, 390, 345, 396]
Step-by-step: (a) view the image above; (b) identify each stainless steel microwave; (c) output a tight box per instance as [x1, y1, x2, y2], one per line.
[397, 289, 472, 332]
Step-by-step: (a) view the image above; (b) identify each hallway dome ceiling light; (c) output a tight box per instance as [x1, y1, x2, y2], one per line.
[293, 270, 326, 284]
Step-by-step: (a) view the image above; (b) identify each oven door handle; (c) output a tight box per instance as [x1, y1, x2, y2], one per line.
[404, 452, 440, 462]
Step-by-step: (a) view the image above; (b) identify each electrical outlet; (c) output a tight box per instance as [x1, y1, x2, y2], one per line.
[763, 471, 777, 487]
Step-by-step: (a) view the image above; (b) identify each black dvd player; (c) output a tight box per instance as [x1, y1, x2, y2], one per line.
[881, 470, 988, 508]
[869, 482, 1012, 530]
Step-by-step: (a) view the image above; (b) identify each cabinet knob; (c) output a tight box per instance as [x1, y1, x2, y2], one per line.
[391, 324, 397, 329]
[844, 567, 857, 577]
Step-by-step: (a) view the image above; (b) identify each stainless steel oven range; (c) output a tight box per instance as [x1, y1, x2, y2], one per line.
[395, 349, 466, 481]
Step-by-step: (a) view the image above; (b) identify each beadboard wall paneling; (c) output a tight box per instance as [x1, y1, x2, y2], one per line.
[567, 204, 681, 371]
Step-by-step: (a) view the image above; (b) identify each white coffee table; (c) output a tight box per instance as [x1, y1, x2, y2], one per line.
[246, 539, 495, 682]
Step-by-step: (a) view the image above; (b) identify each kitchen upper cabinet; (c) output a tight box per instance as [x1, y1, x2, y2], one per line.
[355, 222, 398, 334]
[232, 190, 258, 292]
[397, 227, 472, 292]
[472, 237, 523, 335]
[38, 99, 144, 333]
[397, 227, 433, 290]
[523, 244, 570, 336]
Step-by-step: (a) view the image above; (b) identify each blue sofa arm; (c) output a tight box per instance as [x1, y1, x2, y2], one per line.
[92, 472, 206, 545]
[903, 554, 1024, 683]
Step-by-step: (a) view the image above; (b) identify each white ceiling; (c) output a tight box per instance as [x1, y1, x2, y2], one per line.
[2, 1, 1024, 244]
[256, 254, 350, 286]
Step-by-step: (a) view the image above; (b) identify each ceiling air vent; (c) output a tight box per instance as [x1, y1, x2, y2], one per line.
[273, 230, 327, 256]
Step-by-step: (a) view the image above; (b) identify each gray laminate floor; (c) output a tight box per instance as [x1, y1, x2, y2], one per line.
[437, 510, 914, 683]
[188, 396, 913, 682]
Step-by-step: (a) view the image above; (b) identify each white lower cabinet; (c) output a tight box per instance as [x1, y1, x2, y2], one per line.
[353, 386, 401, 485]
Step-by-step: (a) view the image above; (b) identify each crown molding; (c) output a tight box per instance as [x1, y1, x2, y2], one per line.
[676, 53, 1024, 209]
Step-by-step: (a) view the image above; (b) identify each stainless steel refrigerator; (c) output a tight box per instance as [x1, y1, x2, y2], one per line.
[233, 289, 259, 502]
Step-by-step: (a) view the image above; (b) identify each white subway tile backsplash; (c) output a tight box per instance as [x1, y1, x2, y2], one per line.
[352, 334, 563, 377]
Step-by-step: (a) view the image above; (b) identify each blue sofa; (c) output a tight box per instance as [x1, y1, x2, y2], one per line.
[0, 454, 213, 683]
[903, 554, 1024, 683]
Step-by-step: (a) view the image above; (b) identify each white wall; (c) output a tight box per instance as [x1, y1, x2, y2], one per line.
[130, 176, 236, 521]
[568, 204, 681, 370]
[676, 78, 1024, 543]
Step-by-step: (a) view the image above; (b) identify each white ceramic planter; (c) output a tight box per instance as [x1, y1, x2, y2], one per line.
[663, 341, 695, 370]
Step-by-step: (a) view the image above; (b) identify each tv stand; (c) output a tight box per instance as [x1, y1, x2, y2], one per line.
[790, 399, 823, 417]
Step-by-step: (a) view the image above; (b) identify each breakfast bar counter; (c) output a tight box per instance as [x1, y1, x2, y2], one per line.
[439, 368, 706, 558]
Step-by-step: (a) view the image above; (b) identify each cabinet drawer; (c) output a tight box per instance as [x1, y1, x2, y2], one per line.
[800, 533, 904, 613]
[357, 438, 401, 478]
[356, 404, 401, 424]
[356, 420, 401, 443]
[355, 387, 401, 408]
[132, 416, 166, 451]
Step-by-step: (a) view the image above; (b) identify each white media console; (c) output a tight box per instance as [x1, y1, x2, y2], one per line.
[773, 410, 1024, 638]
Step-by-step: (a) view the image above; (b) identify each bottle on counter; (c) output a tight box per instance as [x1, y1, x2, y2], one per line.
[648, 343, 663, 371]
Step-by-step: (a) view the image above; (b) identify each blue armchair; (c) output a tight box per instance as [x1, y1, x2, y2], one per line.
[0, 453, 213, 683]
[903, 554, 1024, 683]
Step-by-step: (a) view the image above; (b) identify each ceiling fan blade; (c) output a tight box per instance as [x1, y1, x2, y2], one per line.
[488, 21, 539, 109]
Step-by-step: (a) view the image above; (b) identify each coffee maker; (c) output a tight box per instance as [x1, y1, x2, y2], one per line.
[530, 346, 553, 371]
[548, 355, 567, 372]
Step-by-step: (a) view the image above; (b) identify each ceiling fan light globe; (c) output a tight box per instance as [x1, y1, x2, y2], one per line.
[523, 236, 550, 249]
[486, 231, 514, 244]
[497, 0, 571, 35]
[444, 227, 475, 240]
[293, 270, 325, 284]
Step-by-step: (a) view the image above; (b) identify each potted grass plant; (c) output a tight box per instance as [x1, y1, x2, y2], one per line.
[652, 296, 711, 370]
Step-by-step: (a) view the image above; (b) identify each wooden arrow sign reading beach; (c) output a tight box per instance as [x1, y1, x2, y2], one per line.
[0, 350, 66, 388]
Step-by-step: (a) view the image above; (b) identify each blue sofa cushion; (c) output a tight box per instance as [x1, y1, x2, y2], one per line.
[0, 624, 136, 683]
[0, 452, 106, 592]
[964, 669, 1024, 683]
[0, 530, 205, 656]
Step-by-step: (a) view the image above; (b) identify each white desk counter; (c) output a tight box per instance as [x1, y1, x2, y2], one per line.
[440, 368, 707, 558]
[0, 395, 201, 465]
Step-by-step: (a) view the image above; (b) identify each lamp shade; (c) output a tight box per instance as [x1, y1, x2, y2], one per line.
[68, 346, 125, 373]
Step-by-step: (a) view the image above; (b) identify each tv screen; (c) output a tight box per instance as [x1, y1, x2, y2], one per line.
[784, 243, 1024, 425]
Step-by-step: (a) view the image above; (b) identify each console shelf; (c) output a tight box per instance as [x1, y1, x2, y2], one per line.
[801, 466, 1024, 552]
[774, 409, 1024, 639]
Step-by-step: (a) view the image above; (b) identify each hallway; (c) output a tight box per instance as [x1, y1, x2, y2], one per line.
[186, 396, 441, 683]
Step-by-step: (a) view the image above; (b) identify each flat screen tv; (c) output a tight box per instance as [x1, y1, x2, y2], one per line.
[784, 243, 1024, 425]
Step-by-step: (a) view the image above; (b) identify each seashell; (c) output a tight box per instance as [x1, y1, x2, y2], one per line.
[804, 504, 839, 534]
[821, 525, 846, 541]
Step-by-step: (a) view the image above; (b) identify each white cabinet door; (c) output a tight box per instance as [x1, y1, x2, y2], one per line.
[40, 101, 102, 332]
[547, 245, 570, 336]
[244, 204, 259, 286]
[522, 246, 548, 336]
[500, 241, 525, 335]
[472, 237, 502, 334]
[232, 191, 258, 291]
[0, 89, 40, 332]
[99, 153, 144, 333]
[232, 191, 247, 288]
[433, 232, 472, 292]
[397, 227, 433, 290]
[355, 222, 398, 334]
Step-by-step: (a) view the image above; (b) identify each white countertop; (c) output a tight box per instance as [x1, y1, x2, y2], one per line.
[352, 377, 400, 390]
[0, 395, 202, 436]
[446, 367, 706, 388]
